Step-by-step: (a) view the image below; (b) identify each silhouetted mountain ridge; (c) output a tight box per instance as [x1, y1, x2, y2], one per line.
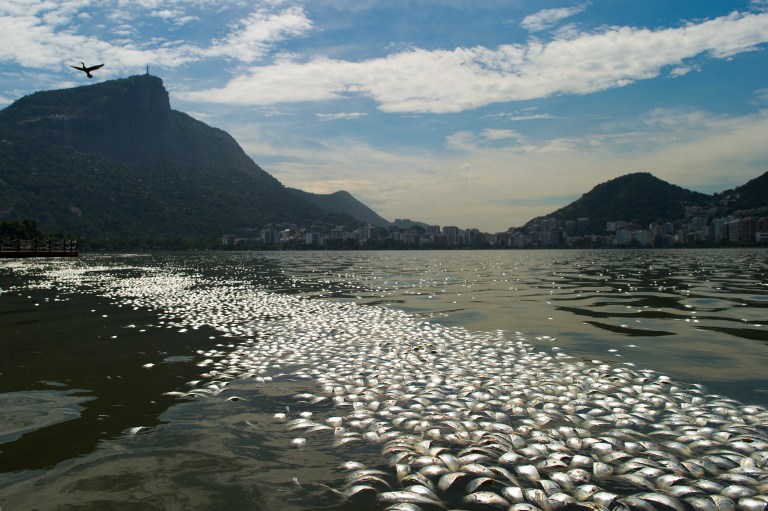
[0, 75, 385, 247]
[524, 172, 714, 233]
[715, 171, 768, 212]
[288, 188, 389, 227]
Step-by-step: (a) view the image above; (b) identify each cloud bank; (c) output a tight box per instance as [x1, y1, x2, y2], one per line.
[0, 1, 312, 71]
[182, 11, 768, 113]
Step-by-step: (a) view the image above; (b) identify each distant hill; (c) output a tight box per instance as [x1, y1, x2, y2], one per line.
[392, 218, 431, 230]
[715, 171, 768, 212]
[0, 75, 386, 247]
[288, 189, 390, 227]
[525, 172, 711, 233]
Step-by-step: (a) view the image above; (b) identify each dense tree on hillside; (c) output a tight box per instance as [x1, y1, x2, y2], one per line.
[531, 172, 710, 234]
[1, 219, 40, 239]
[0, 76, 368, 248]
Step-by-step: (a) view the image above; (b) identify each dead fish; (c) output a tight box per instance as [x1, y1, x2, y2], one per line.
[572, 485, 601, 501]
[404, 484, 440, 502]
[502, 485, 526, 504]
[722, 485, 756, 500]
[619, 497, 658, 511]
[383, 504, 424, 511]
[377, 490, 444, 508]
[684, 497, 718, 511]
[593, 491, 619, 508]
[510, 504, 544, 511]
[548, 492, 576, 510]
[736, 498, 768, 511]
[710, 495, 737, 511]
[437, 471, 472, 492]
[465, 476, 496, 493]
[463, 491, 510, 509]
[612, 474, 655, 491]
[665, 485, 703, 498]
[592, 462, 613, 480]
[344, 484, 380, 501]
[516, 464, 542, 482]
[461, 463, 497, 477]
[635, 492, 687, 511]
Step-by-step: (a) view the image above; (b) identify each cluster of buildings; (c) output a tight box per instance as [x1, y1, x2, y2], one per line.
[221, 207, 768, 249]
[516, 206, 768, 248]
[222, 223, 488, 249]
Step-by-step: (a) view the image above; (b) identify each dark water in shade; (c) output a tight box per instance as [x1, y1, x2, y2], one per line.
[0, 249, 766, 510]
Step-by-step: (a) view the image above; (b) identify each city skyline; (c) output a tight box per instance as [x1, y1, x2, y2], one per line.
[1, 1, 767, 232]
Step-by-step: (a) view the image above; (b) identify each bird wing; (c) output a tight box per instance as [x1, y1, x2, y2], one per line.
[70, 65, 85, 71]
[85, 64, 104, 72]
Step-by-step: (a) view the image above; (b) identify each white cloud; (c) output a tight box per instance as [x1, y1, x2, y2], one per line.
[755, 87, 768, 104]
[204, 6, 312, 63]
[182, 11, 768, 114]
[490, 112, 554, 121]
[521, 5, 588, 32]
[0, 1, 312, 73]
[149, 9, 199, 26]
[316, 112, 367, 121]
[668, 65, 699, 77]
[481, 129, 522, 141]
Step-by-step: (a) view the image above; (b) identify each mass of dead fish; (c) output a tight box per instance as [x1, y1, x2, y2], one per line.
[3, 258, 767, 511]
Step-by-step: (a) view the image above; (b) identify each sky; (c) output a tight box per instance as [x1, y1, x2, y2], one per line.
[1, 1, 767, 232]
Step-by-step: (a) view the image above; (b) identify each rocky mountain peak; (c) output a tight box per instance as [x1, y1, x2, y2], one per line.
[2, 75, 172, 163]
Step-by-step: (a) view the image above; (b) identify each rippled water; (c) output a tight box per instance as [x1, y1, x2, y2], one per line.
[262, 249, 768, 394]
[0, 249, 766, 510]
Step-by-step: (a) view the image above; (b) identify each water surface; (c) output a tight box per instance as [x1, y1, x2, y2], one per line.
[1, 249, 766, 510]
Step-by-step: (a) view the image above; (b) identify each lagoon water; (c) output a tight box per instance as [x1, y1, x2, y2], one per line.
[1, 249, 767, 510]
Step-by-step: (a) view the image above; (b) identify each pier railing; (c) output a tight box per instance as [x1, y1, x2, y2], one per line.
[0, 238, 79, 258]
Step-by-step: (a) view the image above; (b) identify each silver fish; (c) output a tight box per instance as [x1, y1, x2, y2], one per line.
[592, 462, 613, 480]
[612, 474, 655, 491]
[722, 485, 756, 499]
[502, 485, 525, 504]
[572, 484, 601, 501]
[509, 504, 543, 511]
[737, 498, 768, 511]
[548, 492, 576, 510]
[685, 497, 718, 511]
[344, 484, 380, 501]
[377, 491, 444, 508]
[437, 471, 471, 492]
[465, 476, 496, 493]
[517, 464, 542, 482]
[619, 497, 658, 511]
[383, 504, 424, 511]
[710, 495, 737, 511]
[463, 491, 510, 509]
[635, 492, 687, 511]
[404, 484, 440, 501]
[593, 491, 619, 508]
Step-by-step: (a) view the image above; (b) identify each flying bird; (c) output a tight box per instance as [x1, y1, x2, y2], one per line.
[70, 62, 104, 78]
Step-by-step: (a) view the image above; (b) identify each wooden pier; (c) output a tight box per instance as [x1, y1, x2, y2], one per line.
[0, 238, 79, 258]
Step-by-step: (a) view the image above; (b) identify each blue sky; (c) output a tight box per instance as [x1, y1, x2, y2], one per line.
[1, 0, 767, 232]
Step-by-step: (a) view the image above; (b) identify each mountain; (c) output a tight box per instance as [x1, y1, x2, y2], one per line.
[716, 171, 768, 212]
[0, 75, 383, 247]
[391, 218, 431, 230]
[526, 172, 711, 233]
[288, 188, 390, 227]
